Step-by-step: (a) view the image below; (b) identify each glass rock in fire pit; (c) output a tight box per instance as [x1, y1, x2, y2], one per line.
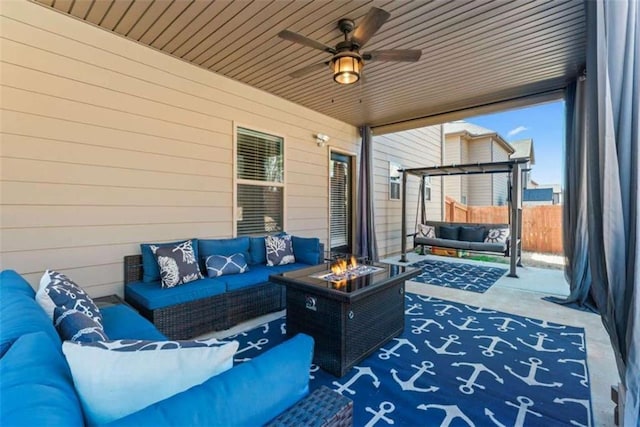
[310, 255, 385, 283]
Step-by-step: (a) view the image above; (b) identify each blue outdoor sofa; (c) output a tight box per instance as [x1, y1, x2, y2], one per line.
[124, 235, 324, 340]
[0, 269, 352, 426]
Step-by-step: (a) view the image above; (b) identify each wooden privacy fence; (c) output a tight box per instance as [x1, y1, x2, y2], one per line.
[444, 198, 563, 254]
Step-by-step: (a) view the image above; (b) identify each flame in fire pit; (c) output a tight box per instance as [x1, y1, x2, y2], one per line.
[330, 255, 357, 275]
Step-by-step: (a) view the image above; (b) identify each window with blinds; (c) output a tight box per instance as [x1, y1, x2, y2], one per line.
[330, 153, 351, 252]
[236, 127, 284, 236]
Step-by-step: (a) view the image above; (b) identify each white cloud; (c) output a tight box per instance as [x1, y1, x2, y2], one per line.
[507, 126, 528, 137]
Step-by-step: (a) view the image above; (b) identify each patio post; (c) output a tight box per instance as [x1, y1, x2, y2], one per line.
[400, 169, 408, 262]
[508, 162, 521, 277]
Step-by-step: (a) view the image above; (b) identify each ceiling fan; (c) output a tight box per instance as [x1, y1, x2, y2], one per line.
[278, 7, 421, 85]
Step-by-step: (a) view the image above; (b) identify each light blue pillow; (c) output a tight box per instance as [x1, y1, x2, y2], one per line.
[140, 239, 199, 283]
[53, 307, 108, 343]
[205, 253, 249, 277]
[62, 338, 239, 425]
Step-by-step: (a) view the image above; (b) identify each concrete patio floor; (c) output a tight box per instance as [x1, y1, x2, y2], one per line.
[207, 253, 619, 426]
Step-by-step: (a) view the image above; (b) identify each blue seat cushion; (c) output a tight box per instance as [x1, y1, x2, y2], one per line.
[0, 331, 84, 426]
[0, 270, 36, 298]
[125, 278, 226, 311]
[222, 265, 274, 291]
[107, 333, 313, 427]
[101, 304, 167, 340]
[292, 236, 321, 265]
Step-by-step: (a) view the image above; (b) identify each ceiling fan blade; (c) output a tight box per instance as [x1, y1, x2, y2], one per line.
[278, 30, 336, 54]
[289, 61, 329, 78]
[351, 7, 390, 48]
[363, 50, 422, 62]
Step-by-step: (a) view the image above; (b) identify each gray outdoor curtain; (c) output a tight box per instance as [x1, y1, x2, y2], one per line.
[558, 78, 594, 310]
[356, 125, 378, 261]
[584, 0, 639, 424]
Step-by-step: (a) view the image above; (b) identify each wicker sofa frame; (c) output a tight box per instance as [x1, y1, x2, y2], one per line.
[124, 255, 285, 340]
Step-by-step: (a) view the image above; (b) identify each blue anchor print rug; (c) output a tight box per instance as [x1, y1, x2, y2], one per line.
[409, 259, 508, 293]
[229, 293, 592, 427]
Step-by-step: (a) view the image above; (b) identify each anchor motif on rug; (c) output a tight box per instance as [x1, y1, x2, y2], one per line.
[517, 332, 565, 352]
[465, 305, 497, 314]
[559, 358, 589, 387]
[485, 396, 542, 427]
[525, 318, 566, 329]
[364, 402, 395, 427]
[416, 295, 442, 303]
[411, 318, 443, 334]
[504, 357, 563, 387]
[561, 331, 586, 352]
[416, 404, 474, 427]
[405, 303, 424, 316]
[553, 397, 592, 427]
[449, 315, 484, 331]
[451, 362, 503, 394]
[391, 360, 439, 392]
[379, 338, 419, 360]
[332, 366, 380, 395]
[489, 316, 527, 332]
[425, 334, 466, 356]
[473, 335, 517, 357]
[432, 304, 463, 316]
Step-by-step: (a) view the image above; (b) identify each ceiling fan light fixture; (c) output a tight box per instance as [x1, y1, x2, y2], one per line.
[332, 52, 363, 85]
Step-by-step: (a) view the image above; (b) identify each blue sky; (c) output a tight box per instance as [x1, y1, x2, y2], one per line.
[466, 100, 565, 186]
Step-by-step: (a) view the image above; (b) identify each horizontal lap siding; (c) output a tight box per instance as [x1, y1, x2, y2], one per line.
[466, 137, 493, 206]
[373, 126, 443, 258]
[0, 1, 358, 295]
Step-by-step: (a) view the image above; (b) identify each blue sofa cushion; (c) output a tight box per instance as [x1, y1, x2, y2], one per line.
[199, 237, 251, 265]
[205, 253, 249, 278]
[107, 334, 314, 427]
[249, 236, 267, 264]
[140, 239, 199, 283]
[292, 236, 321, 265]
[222, 265, 274, 291]
[269, 262, 313, 274]
[0, 331, 84, 426]
[63, 338, 239, 425]
[154, 240, 203, 288]
[100, 304, 167, 341]
[54, 307, 109, 343]
[125, 278, 226, 310]
[438, 225, 460, 240]
[1, 290, 61, 354]
[266, 234, 295, 266]
[0, 270, 36, 298]
[37, 270, 103, 326]
[459, 226, 485, 242]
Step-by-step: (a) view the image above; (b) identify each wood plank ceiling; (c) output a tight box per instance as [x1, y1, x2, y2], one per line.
[33, 0, 586, 128]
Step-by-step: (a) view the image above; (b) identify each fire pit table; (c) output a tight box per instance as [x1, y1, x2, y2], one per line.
[270, 258, 419, 377]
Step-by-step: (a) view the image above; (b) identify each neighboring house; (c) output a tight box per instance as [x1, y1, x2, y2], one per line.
[524, 184, 563, 205]
[443, 121, 514, 207]
[373, 126, 443, 257]
[509, 139, 536, 188]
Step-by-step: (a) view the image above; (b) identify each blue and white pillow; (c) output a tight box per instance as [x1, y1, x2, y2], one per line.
[265, 234, 295, 266]
[205, 253, 249, 277]
[152, 240, 203, 288]
[54, 307, 108, 343]
[36, 270, 102, 326]
[62, 338, 239, 425]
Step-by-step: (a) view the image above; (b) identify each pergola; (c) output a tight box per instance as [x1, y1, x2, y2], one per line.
[399, 158, 530, 277]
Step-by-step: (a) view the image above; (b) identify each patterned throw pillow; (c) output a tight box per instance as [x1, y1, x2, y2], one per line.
[54, 307, 108, 343]
[205, 253, 249, 277]
[265, 234, 295, 266]
[152, 240, 203, 288]
[484, 228, 510, 244]
[417, 224, 436, 238]
[62, 338, 239, 425]
[36, 270, 103, 326]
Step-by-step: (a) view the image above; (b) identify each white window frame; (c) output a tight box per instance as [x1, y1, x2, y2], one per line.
[389, 162, 402, 201]
[424, 176, 432, 201]
[233, 123, 286, 236]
